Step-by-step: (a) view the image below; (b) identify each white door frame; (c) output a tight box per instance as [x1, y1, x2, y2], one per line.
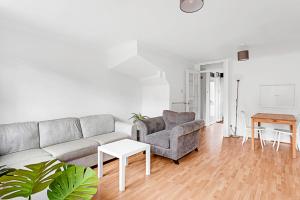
[206, 73, 218, 126]
[185, 70, 202, 119]
[194, 59, 230, 137]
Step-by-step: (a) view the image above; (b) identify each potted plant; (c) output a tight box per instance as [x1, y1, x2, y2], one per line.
[129, 113, 148, 141]
[0, 160, 98, 200]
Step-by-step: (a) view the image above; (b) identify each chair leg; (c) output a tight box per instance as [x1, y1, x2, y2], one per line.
[261, 131, 266, 146]
[259, 131, 264, 149]
[242, 138, 245, 145]
[173, 160, 179, 165]
[276, 133, 281, 151]
[273, 132, 277, 147]
[242, 132, 246, 145]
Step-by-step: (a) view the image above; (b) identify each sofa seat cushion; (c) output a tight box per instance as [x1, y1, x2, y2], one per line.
[145, 130, 171, 149]
[87, 132, 130, 145]
[0, 122, 39, 155]
[0, 149, 54, 169]
[39, 118, 83, 148]
[43, 139, 98, 161]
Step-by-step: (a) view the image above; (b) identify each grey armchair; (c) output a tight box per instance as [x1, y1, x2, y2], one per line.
[136, 110, 205, 164]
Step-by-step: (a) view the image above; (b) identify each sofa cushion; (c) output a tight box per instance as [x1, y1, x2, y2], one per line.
[80, 114, 115, 138]
[43, 139, 98, 161]
[39, 118, 83, 148]
[87, 132, 130, 145]
[145, 130, 171, 149]
[0, 122, 39, 155]
[0, 149, 54, 168]
[163, 110, 195, 130]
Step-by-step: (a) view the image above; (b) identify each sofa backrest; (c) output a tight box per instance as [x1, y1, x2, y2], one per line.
[79, 114, 115, 138]
[139, 116, 166, 135]
[39, 118, 82, 148]
[163, 110, 195, 130]
[0, 122, 39, 155]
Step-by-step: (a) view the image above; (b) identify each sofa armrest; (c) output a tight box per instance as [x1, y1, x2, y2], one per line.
[115, 121, 132, 136]
[171, 120, 204, 138]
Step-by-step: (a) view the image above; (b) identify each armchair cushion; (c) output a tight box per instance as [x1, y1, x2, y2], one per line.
[163, 110, 195, 130]
[145, 130, 171, 149]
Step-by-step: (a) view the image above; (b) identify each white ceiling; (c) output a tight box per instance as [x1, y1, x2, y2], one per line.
[1, 0, 300, 62]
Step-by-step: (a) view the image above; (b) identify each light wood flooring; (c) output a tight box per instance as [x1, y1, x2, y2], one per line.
[93, 123, 300, 200]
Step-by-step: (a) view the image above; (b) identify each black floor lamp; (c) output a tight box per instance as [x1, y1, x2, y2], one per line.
[230, 49, 249, 137]
[234, 79, 240, 136]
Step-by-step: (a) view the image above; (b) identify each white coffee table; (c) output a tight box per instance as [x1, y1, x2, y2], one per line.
[98, 139, 151, 192]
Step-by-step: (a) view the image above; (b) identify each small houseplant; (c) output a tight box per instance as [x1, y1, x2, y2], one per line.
[129, 113, 149, 141]
[0, 160, 98, 200]
[129, 113, 148, 123]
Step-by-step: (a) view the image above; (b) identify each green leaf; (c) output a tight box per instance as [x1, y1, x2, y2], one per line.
[129, 113, 148, 122]
[47, 165, 98, 200]
[0, 160, 63, 199]
[0, 165, 15, 177]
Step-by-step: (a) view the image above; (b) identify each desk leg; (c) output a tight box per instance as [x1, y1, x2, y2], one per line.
[119, 156, 126, 192]
[146, 145, 150, 176]
[291, 123, 297, 159]
[98, 151, 103, 178]
[251, 119, 255, 150]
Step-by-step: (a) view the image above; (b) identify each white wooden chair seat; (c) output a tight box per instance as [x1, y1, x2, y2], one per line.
[274, 128, 292, 134]
[249, 126, 266, 131]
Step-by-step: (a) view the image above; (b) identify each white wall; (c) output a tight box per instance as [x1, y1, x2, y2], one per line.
[229, 50, 300, 142]
[0, 18, 142, 124]
[140, 46, 193, 112]
[141, 82, 170, 117]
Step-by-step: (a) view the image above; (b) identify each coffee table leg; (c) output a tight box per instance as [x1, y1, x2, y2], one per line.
[98, 151, 103, 178]
[146, 145, 150, 176]
[119, 156, 126, 192]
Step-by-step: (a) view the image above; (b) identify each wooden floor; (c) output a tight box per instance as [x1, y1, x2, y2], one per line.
[93, 123, 300, 200]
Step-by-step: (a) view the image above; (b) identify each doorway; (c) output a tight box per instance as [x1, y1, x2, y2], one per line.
[186, 60, 229, 137]
[204, 72, 224, 126]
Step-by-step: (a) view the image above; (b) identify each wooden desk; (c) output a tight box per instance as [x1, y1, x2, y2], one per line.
[251, 113, 297, 158]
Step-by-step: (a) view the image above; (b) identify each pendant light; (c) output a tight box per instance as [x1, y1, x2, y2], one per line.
[180, 0, 204, 13]
[237, 50, 249, 61]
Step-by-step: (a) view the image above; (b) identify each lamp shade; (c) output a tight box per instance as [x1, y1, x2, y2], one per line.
[237, 50, 249, 61]
[180, 0, 204, 13]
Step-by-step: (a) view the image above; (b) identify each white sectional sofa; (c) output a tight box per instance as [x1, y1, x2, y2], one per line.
[0, 114, 132, 169]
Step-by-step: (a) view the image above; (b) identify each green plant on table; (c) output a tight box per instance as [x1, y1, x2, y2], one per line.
[0, 160, 98, 200]
[129, 113, 149, 123]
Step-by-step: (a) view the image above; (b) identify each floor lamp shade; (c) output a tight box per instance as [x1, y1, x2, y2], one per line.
[180, 0, 204, 13]
[238, 50, 249, 61]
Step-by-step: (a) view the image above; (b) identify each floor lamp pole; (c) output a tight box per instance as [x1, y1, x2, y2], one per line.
[234, 80, 240, 136]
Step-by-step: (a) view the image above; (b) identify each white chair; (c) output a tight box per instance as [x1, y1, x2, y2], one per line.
[273, 116, 300, 151]
[241, 111, 266, 148]
[272, 129, 292, 151]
